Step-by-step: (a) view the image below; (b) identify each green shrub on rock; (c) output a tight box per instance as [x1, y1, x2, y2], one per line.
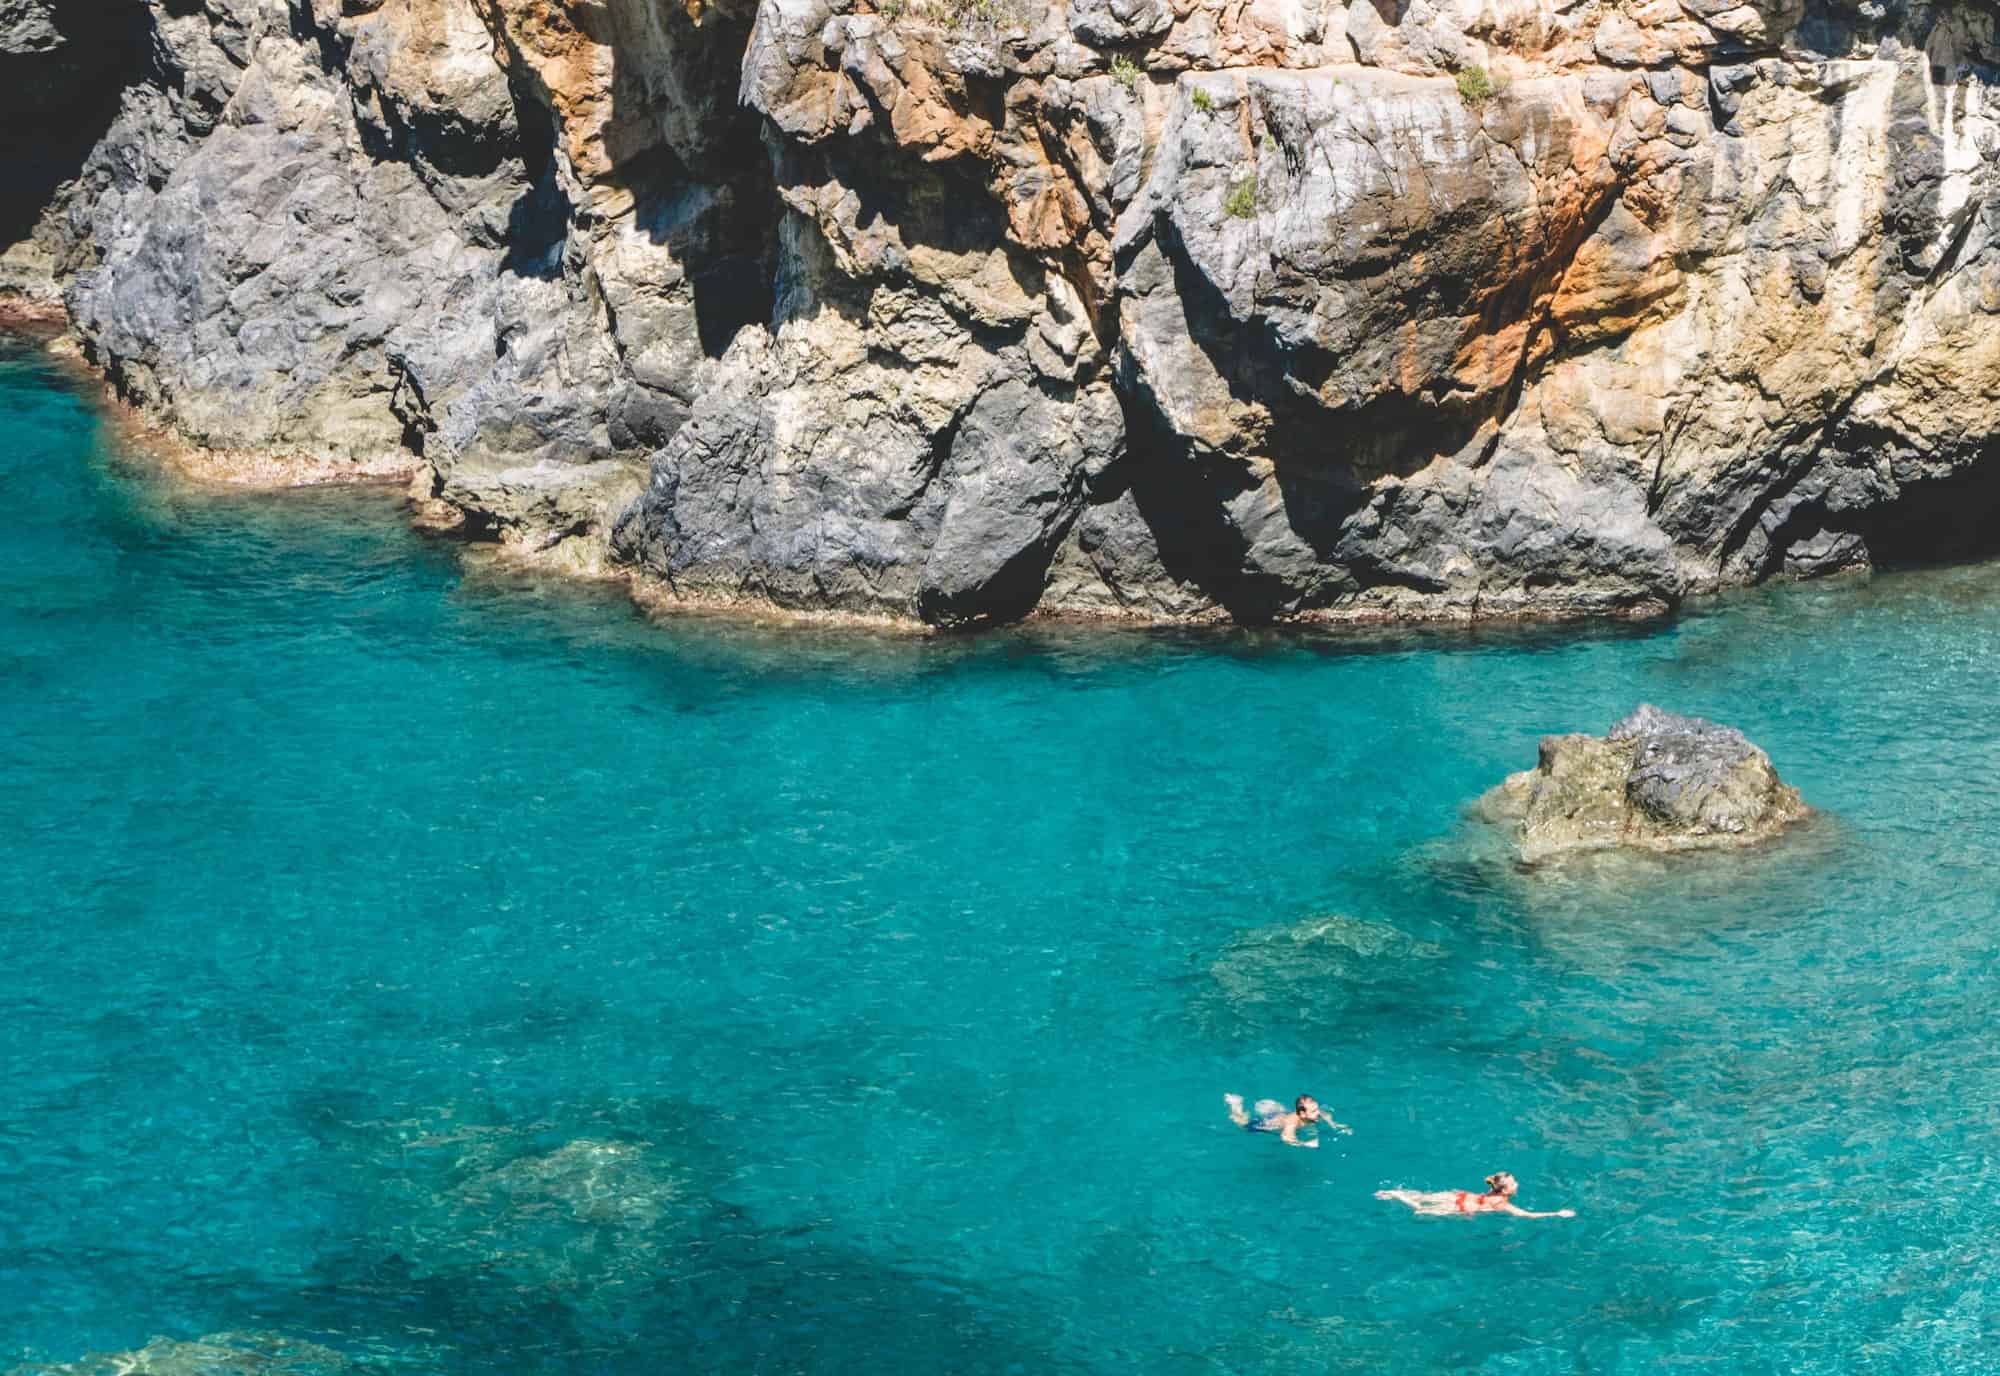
[1223, 178, 1256, 219]
[1190, 86, 1214, 113]
[1455, 65, 1494, 106]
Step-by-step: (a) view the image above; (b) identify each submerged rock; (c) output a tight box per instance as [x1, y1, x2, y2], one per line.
[1203, 913, 1448, 1028]
[8, 1332, 350, 1376]
[363, 1129, 690, 1296]
[1482, 705, 1809, 863]
[458, 1137, 680, 1231]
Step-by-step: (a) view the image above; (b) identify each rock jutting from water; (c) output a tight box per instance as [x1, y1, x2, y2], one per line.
[1481, 705, 1810, 863]
[9, 0, 2000, 628]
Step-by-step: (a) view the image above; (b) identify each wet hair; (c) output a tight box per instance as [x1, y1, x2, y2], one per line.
[1295, 1095, 1318, 1114]
[1484, 1172, 1517, 1195]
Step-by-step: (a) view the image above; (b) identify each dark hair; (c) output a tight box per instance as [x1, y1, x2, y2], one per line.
[1295, 1095, 1317, 1113]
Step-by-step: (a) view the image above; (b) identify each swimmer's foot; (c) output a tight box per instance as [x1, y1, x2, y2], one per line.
[1223, 1093, 1249, 1126]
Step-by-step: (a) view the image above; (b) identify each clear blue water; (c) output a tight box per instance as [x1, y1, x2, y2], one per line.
[4, 337, 1999, 1375]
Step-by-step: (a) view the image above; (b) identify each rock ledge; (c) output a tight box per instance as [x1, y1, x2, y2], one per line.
[1483, 705, 1809, 863]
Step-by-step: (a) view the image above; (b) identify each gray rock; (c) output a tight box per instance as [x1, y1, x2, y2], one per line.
[918, 377, 1119, 626]
[1068, 0, 1171, 47]
[0, 0, 60, 55]
[1481, 705, 1811, 863]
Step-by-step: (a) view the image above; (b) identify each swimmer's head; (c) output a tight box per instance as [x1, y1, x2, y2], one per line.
[1295, 1095, 1320, 1121]
[1484, 1172, 1518, 1197]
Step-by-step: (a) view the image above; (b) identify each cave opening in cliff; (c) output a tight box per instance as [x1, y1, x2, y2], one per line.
[499, 85, 570, 282]
[0, 0, 151, 252]
[608, 142, 777, 359]
[1855, 446, 2000, 571]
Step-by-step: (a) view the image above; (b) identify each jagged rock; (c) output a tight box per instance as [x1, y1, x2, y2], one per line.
[1482, 705, 1810, 863]
[0, 1, 61, 54]
[8, 0, 2000, 627]
[1068, 0, 1172, 47]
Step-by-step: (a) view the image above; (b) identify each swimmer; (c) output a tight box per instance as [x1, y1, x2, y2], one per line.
[1223, 1092, 1351, 1148]
[1375, 1172, 1574, 1218]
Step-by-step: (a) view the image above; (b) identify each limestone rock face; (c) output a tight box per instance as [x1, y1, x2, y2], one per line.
[11, 0, 2000, 625]
[1485, 705, 1810, 862]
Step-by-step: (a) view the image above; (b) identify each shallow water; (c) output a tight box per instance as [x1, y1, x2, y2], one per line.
[3, 340, 1998, 1373]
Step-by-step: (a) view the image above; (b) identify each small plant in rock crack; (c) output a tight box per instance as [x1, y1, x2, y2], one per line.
[1110, 54, 1140, 89]
[1223, 177, 1257, 219]
[1190, 85, 1215, 113]
[1260, 131, 1277, 156]
[1455, 65, 1495, 106]
[894, 0, 1030, 35]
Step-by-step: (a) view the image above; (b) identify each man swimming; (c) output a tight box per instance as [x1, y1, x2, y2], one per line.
[1223, 1092, 1351, 1148]
[1375, 1171, 1574, 1218]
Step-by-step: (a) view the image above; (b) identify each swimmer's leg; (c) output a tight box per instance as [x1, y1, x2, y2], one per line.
[1223, 1093, 1251, 1127]
[1374, 1189, 1425, 1210]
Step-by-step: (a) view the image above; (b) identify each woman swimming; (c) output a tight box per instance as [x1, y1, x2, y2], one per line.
[1375, 1172, 1574, 1218]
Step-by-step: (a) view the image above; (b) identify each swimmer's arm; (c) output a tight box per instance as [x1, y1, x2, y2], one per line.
[1278, 1120, 1318, 1148]
[1501, 1203, 1575, 1218]
[1323, 1118, 1354, 1136]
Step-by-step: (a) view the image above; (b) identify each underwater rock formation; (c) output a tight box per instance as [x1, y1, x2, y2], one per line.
[342, 1124, 691, 1296]
[9, 0, 2000, 624]
[6, 1332, 351, 1376]
[1482, 704, 1810, 862]
[1197, 912, 1450, 1033]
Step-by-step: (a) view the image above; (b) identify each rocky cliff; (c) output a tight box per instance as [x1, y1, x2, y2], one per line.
[8, 0, 2000, 626]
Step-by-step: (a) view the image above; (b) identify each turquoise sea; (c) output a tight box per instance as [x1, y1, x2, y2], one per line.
[3, 336, 1998, 1374]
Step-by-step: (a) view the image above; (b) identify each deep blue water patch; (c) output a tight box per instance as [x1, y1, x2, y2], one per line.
[4, 336, 1999, 1373]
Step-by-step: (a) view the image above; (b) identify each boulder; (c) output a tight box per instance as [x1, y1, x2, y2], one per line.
[1483, 705, 1809, 862]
